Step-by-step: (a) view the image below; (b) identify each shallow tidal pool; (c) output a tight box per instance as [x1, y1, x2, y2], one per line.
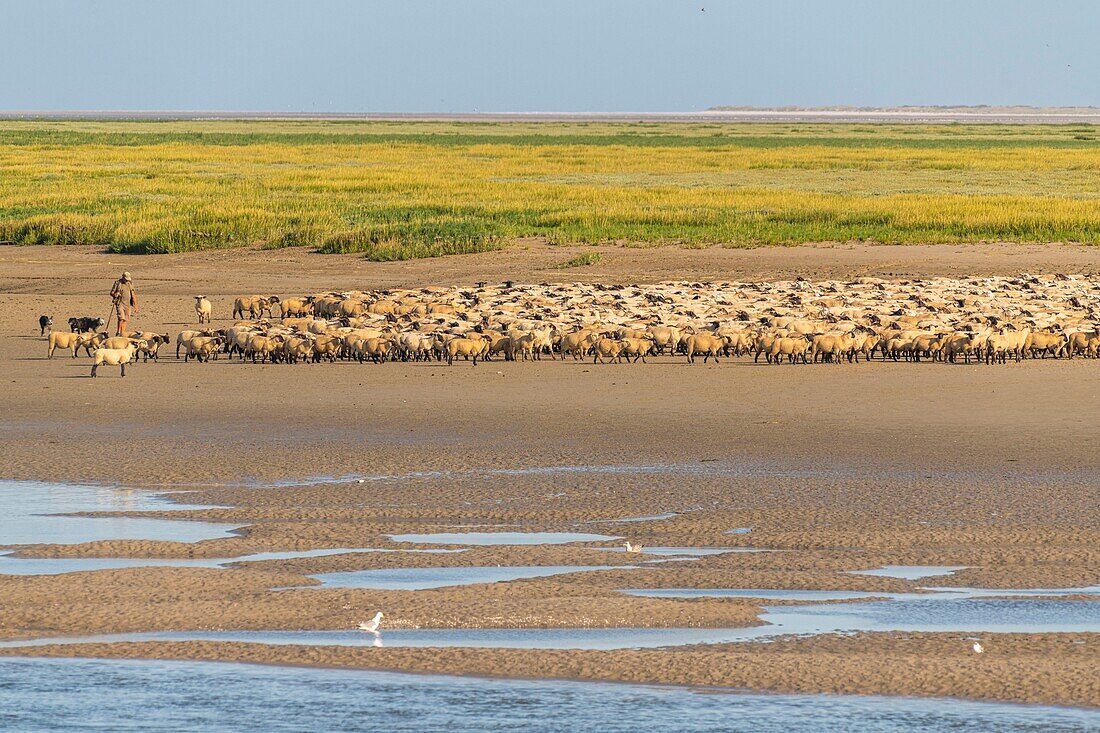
[0, 658, 1096, 732]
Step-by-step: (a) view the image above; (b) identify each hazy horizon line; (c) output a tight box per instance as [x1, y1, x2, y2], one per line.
[3, 107, 1100, 124]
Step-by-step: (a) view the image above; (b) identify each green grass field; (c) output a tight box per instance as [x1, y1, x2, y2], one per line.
[1, 120, 1097, 259]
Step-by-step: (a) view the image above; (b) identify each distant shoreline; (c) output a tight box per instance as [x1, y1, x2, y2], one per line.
[2, 107, 1100, 124]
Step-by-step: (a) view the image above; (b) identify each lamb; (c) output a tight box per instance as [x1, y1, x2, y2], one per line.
[128, 332, 170, 361]
[194, 296, 213, 324]
[90, 342, 143, 377]
[181, 335, 223, 363]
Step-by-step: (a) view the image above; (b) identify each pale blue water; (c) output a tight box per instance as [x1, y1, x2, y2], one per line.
[623, 586, 1100, 602]
[848, 566, 969, 580]
[627, 588, 887, 601]
[0, 627, 778, 651]
[0, 548, 403, 576]
[0, 480, 241, 545]
[0, 658, 1096, 732]
[387, 532, 619, 546]
[601, 546, 764, 557]
[310, 565, 634, 590]
[764, 598, 1100, 635]
[7, 595, 1098, 650]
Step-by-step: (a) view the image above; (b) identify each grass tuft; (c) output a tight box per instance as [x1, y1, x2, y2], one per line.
[553, 252, 602, 268]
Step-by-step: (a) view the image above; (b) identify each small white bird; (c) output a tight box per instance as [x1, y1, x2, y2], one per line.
[359, 611, 384, 634]
[973, 642, 983, 654]
[624, 541, 643, 553]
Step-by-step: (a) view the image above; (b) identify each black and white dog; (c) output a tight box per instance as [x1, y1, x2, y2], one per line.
[68, 316, 105, 333]
[39, 315, 53, 335]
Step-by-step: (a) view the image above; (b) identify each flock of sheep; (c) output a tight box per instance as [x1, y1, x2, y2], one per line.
[45, 275, 1100, 375]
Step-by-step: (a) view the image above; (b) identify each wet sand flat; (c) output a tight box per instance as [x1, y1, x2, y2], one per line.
[0, 243, 1098, 707]
[2, 633, 1097, 709]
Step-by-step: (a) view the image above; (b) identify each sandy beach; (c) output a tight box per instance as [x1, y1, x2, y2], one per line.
[1, 242, 1098, 707]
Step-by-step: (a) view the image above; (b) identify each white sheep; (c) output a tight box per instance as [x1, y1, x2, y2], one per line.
[195, 296, 213, 324]
[90, 342, 142, 377]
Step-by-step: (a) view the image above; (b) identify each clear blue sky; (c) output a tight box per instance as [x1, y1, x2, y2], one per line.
[3, 0, 1096, 111]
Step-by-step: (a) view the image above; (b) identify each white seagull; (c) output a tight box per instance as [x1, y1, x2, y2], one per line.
[359, 611, 384, 634]
[972, 642, 983, 654]
[624, 541, 643, 553]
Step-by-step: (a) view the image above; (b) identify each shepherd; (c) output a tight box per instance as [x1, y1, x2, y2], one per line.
[109, 271, 138, 336]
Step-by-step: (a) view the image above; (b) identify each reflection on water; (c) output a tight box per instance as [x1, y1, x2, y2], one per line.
[310, 565, 636, 590]
[848, 566, 969, 580]
[0, 481, 241, 546]
[1, 658, 1096, 733]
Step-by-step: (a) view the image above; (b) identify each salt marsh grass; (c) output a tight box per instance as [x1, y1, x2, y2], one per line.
[554, 252, 602, 268]
[0, 120, 1097, 258]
